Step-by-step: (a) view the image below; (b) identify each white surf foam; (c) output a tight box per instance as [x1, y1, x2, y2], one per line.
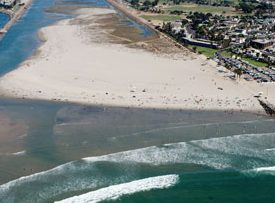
[83, 132, 275, 169]
[1, 132, 275, 201]
[11, 150, 26, 156]
[55, 174, 179, 203]
[254, 166, 275, 172]
[244, 166, 275, 176]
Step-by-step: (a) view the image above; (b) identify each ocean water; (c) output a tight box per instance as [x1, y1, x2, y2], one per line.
[0, 0, 275, 203]
[0, 13, 9, 29]
[0, 98, 275, 202]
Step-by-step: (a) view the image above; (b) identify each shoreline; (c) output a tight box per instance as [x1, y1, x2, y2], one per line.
[0, 0, 33, 35]
[0, 6, 273, 115]
[0, 94, 273, 186]
[0, 94, 266, 116]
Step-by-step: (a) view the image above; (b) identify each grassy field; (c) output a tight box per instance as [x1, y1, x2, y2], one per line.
[221, 51, 268, 67]
[141, 14, 182, 22]
[221, 50, 233, 58]
[242, 57, 267, 67]
[145, 0, 240, 5]
[190, 46, 218, 58]
[163, 3, 239, 15]
[188, 47, 269, 68]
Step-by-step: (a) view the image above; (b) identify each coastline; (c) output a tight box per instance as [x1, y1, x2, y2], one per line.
[0, 0, 33, 35]
[0, 5, 274, 114]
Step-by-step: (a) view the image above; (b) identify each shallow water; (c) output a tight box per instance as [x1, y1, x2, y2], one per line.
[0, 13, 9, 29]
[0, 0, 67, 75]
[0, 98, 275, 202]
[0, 0, 155, 75]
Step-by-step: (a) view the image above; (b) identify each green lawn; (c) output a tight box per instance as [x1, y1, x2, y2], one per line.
[141, 14, 182, 22]
[221, 50, 233, 58]
[164, 3, 238, 15]
[242, 57, 267, 68]
[190, 46, 218, 58]
[221, 51, 268, 67]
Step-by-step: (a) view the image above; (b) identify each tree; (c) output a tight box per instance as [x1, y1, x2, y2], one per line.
[239, 2, 255, 13]
[152, 0, 159, 7]
[143, 0, 151, 7]
[234, 68, 243, 79]
[130, 0, 139, 6]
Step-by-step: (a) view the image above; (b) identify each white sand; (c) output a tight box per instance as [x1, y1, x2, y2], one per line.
[0, 8, 274, 113]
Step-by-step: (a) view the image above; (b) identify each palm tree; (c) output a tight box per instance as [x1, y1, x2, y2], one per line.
[234, 68, 243, 80]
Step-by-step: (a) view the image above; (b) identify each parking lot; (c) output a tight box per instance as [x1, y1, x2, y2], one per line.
[216, 54, 275, 83]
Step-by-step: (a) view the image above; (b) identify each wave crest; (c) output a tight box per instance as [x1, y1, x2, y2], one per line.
[55, 174, 179, 203]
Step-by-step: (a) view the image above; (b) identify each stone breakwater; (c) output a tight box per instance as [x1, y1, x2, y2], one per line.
[258, 99, 275, 116]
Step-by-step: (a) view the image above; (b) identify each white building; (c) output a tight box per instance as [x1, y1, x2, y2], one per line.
[0, 0, 17, 8]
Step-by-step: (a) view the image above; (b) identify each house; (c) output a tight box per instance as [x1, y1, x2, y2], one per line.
[182, 37, 219, 49]
[251, 39, 273, 49]
[233, 28, 247, 36]
[0, 0, 17, 8]
[170, 21, 183, 34]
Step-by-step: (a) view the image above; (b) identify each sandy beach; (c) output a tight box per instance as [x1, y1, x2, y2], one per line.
[0, 7, 274, 113]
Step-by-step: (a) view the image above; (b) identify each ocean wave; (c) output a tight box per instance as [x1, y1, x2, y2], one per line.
[55, 174, 179, 203]
[0, 151, 26, 157]
[11, 151, 26, 156]
[243, 166, 275, 177]
[0, 161, 115, 203]
[252, 166, 275, 176]
[83, 132, 275, 169]
[1, 132, 275, 202]
[254, 166, 275, 172]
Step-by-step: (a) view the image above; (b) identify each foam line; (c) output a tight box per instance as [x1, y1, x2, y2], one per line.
[55, 174, 179, 203]
[11, 151, 26, 156]
[254, 166, 275, 172]
[1, 132, 275, 200]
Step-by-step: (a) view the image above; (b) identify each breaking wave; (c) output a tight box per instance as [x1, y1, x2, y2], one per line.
[246, 166, 275, 176]
[1, 132, 275, 202]
[83, 132, 275, 169]
[55, 174, 179, 203]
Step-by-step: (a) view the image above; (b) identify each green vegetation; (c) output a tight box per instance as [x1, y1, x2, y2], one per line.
[221, 50, 233, 58]
[238, 1, 255, 13]
[141, 14, 182, 21]
[164, 3, 237, 15]
[190, 46, 218, 57]
[221, 51, 268, 67]
[242, 57, 267, 68]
